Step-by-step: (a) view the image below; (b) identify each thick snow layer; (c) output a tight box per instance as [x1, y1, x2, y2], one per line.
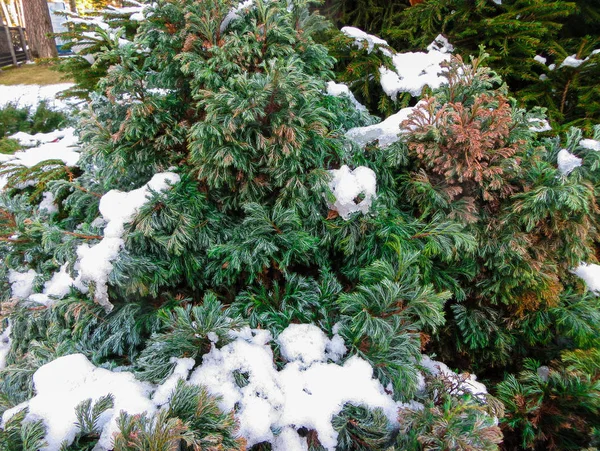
[341, 26, 389, 53]
[580, 139, 600, 151]
[0, 322, 11, 370]
[382, 48, 450, 99]
[190, 325, 398, 450]
[277, 324, 346, 366]
[0, 84, 75, 111]
[557, 149, 582, 175]
[346, 105, 416, 148]
[1, 354, 155, 451]
[420, 355, 487, 396]
[326, 81, 367, 112]
[74, 172, 180, 311]
[327, 165, 376, 220]
[8, 269, 37, 299]
[573, 263, 600, 294]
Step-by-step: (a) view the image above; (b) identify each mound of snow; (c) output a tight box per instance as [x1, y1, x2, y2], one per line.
[327, 165, 377, 220]
[1, 354, 155, 451]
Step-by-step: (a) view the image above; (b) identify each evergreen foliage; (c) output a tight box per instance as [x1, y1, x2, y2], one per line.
[1, 0, 600, 449]
[324, 0, 600, 131]
[0, 101, 68, 137]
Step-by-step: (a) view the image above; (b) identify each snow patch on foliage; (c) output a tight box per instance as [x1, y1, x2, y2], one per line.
[346, 105, 416, 148]
[326, 81, 367, 112]
[74, 172, 180, 311]
[341, 26, 389, 53]
[420, 356, 487, 396]
[221, 0, 254, 33]
[580, 139, 600, 151]
[39, 192, 58, 214]
[0, 322, 11, 370]
[557, 149, 582, 175]
[0, 128, 80, 191]
[573, 263, 600, 294]
[8, 269, 37, 299]
[1, 128, 79, 167]
[152, 357, 196, 406]
[277, 323, 346, 366]
[528, 118, 552, 133]
[327, 165, 377, 220]
[1, 354, 155, 451]
[190, 325, 400, 450]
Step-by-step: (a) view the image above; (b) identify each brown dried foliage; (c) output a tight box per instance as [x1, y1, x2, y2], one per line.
[403, 92, 524, 204]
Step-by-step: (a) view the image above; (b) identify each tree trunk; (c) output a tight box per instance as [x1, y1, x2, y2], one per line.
[22, 0, 57, 58]
[68, 0, 77, 13]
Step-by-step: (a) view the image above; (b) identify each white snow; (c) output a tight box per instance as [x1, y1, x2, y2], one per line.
[152, 357, 196, 406]
[190, 324, 398, 451]
[277, 324, 346, 367]
[327, 165, 376, 220]
[534, 55, 547, 65]
[220, 0, 254, 33]
[0, 322, 11, 370]
[420, 355, 487, 396]
[560, 51, 600, 69]
[0, 84, 75, 111]
[557, 149, 582, 175]
[561, 55, 585, 68]
[0, 128, 80, 191]
[381, 47, 450, 99]
[43, 263, 75, 299]
[426, 34, 454, 54]
[341, 26, 389, 54]
[528, 118, 552, 133]
[8, 269, 37, 299]
[580, 139, 600, 151]
[326, 81, 367, 112]
[273, 427, 309, 451]
[573, 263, 600, 294]
[39, 192, 58, 214]
[74, 172, 180, 311]
[1, 354, 155, 451]
[346, 105, 416, 148]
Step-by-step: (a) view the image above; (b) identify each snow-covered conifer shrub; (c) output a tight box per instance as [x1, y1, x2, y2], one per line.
[0, 0, 504, 450]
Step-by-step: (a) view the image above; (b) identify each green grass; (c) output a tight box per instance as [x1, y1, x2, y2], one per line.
[0, 63, 72, 86]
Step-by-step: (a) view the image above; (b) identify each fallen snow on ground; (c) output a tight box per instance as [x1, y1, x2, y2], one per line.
[0, 83, 75, 111]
